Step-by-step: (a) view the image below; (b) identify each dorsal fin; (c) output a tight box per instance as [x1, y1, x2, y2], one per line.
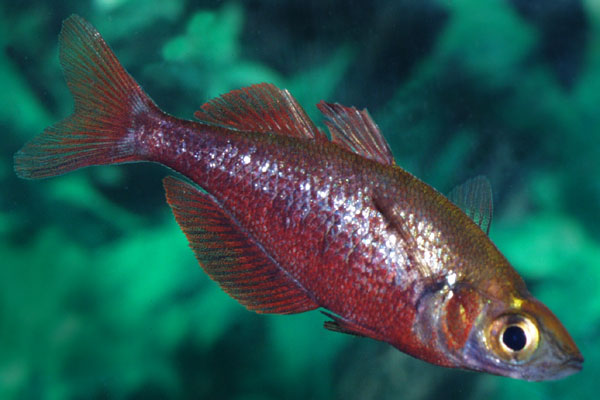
[317, 101, 395, 165]
[194, 83, 327, 141]
[447, 176, 493, 234]
[163, 176, 319, 314]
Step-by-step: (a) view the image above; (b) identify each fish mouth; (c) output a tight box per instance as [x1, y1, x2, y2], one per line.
[461, 330, 584, 381]
[562, 354, 584, 371]
[540, 354, 584, 381]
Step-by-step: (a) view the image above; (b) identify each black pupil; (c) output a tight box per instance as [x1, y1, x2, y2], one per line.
[502, 326, 527, 351]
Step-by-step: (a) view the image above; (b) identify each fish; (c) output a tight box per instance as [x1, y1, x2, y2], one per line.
[14, 15, 583, 381]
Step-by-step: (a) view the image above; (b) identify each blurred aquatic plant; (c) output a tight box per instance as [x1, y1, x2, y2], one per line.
[2, 0, 600, 399]
[161, 3, 281, 102]
[0, 5, 53, 136]
[157, 2, 352, 121]
[379, 0, 538, 183]
[0, 218, 243, 398]
[1, 1, 353, 398]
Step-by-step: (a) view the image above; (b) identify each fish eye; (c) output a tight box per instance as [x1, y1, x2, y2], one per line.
[487, 313, 539, 362]
[502, 325, 526, 351]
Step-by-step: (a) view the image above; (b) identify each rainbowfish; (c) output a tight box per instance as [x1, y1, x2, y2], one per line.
[14, 15, 583, 381]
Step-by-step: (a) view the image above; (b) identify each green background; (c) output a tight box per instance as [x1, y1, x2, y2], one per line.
[2, 0, 599, 398]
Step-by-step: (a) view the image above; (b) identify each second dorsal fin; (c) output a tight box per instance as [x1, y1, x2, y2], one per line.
[317, 101, 395, 165]
[194, 83, 327, 141]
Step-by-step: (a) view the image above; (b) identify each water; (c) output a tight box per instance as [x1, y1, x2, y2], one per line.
[2, 0, 598, 398]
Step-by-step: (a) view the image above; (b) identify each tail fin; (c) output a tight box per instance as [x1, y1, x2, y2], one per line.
[14, 15, 158, 179]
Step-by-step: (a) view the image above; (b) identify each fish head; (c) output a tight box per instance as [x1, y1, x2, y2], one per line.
[454, 291, 583, 381]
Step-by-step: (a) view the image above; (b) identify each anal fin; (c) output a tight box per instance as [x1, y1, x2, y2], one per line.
[163, 176, 318, 314]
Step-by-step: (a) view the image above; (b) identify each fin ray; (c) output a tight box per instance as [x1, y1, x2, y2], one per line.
[321, 311, 380, 338]
[317, 101, 394, 165]
[194, 83, 327, 141]
[14, 14, 158, 179]
[448, 176, 493, 234]
[163, 176, 319, 314]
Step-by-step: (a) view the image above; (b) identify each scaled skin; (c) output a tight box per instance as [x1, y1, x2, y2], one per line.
[15, 15, 583, 381]
[133, 107, 582, 379]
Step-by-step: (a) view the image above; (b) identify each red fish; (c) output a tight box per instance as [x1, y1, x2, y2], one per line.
[15, 15, 582, 381]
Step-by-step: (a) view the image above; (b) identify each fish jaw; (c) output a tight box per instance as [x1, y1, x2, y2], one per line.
[412, 280, 582, 380]
[458, 296, 583, 381]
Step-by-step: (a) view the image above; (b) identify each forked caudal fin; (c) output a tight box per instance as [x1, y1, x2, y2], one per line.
[14, 15, 158, 179]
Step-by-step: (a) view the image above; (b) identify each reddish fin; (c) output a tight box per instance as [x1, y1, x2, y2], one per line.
[14, 15, 158, 179]
[163, 176, 319, 314]
[194, 83, 327, 141]
[448, 176, 493, 234]
[317, 101, 394, 165]
[322, 311, 380, 339]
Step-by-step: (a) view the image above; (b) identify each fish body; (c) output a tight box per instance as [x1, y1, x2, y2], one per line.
[15, 15, 582, 381]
